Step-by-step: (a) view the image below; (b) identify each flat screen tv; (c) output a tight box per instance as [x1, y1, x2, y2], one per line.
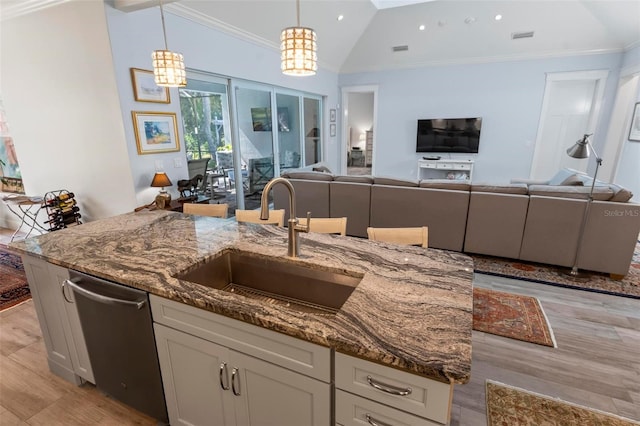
[416, 117, 482, 153]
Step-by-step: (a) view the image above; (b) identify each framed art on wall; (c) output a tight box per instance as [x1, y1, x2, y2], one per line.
[330, 123, 336, 137]
[132, 111, 180, 154]
[629, 102, 640, 142]
[130, 68, 170, 103]
[330, 109, 336, 122]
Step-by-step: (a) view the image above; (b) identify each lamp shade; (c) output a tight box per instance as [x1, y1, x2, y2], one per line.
[151, 172, 172, 188]
[566, 135, 590, 159]
[281, 27, 317, 76]
[152, 50, 186, 87]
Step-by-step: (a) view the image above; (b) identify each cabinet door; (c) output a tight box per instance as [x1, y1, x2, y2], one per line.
[21, 255, 77, 383]
[154, 323, 236, 426]
[231, 350, 330, 426]
[54, 264, 94, 383]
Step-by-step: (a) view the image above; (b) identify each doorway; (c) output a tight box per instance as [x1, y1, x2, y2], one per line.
[341, 85, 377, 176]
[530, 71, 608, 180]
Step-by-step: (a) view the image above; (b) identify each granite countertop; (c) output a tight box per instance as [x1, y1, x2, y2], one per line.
[10, 210, 474, 384]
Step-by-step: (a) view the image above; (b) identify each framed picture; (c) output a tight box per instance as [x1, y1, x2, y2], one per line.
[250, 107, 290, 132]
[629, 102, 640, 142]
[330, 123, 336, 137]
[132, 111, 180, 154]
[130, 68, 170, 103]
[330, 109, 336, 122]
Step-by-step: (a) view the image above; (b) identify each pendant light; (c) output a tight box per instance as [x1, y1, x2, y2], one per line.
[152, 0, 186, 87]
[280, 0, 317, 76]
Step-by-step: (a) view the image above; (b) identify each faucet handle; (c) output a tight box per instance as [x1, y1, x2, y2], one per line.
[296, 211, 311, 233]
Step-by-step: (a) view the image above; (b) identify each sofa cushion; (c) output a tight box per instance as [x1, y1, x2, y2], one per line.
[471, 183, 528, 195]
[334, 175, 374, 184]
[312, 165, 332, 173]
[528, 185, 614, 201]
[609, 183, 633, 202]
[281, 171, 334, 181]
[419, 179, 471, 191]
[373, 177, 419, 187]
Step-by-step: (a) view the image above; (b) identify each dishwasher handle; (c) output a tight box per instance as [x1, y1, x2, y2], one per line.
[63, 279, 147, 310]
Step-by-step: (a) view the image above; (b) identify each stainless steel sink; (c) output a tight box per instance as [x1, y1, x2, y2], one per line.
[175, 250, 362, 314]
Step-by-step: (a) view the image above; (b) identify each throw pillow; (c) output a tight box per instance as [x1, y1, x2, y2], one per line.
[559, 174, 584, 186]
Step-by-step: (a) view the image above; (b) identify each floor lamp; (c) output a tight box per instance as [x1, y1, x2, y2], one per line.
[565, 134, 602, 277]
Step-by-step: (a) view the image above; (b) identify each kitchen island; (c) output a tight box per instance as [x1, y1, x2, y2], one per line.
[10, 210, 473, 425]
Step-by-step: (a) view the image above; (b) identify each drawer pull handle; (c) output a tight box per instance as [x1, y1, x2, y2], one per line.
[365, 413, 393, 426]
[231, 367, 241, 396]
[219, 363, 230, 390]
[366, 375, 412, 396]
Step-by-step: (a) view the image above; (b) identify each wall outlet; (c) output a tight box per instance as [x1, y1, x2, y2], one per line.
[174, 157, 183, 168]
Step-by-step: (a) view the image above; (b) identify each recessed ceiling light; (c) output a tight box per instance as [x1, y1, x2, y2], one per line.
[465, 17, 476, 24]
[419, 24, 425, 31]
[337, 15, 344, 21]
[495, 14, 503, 21]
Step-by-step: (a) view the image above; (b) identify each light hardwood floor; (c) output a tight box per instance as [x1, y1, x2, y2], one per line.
[1, 227, 638, 424]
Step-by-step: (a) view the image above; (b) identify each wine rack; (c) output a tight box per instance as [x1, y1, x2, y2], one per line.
[43, 190, 82, 231]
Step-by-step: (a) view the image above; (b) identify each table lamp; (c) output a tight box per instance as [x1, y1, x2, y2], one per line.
[565, 133, 602, 277]
[151, 172, 172, 208]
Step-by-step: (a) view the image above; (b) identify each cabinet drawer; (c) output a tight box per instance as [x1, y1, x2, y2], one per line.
[336, 390, 441, 426]
[150, 294, 331, 382]
[436, 163, 453, 169]
[453, 164, 471, 170]
[422, 163, 437, 169]
[335, 353, 452, 424]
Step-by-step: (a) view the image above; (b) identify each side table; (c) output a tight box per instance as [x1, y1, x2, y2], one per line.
[2, 194, 47, 241]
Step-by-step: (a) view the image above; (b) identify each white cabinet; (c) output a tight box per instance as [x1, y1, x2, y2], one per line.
[417, 159, 474, 181]
[150, 295, 331, 426]
[21, 255, 94, 384]
[335, 352, 453, 425]
[365, 130, 373, 166]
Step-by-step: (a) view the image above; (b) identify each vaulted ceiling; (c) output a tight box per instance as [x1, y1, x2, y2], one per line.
[3, 0, 639, 74]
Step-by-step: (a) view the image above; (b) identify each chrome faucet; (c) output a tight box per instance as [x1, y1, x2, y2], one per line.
[260, 177, 309, 257]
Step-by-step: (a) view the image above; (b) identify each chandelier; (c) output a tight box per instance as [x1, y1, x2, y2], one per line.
[280, 0, 317, 76]
[152, 0, 186, 87]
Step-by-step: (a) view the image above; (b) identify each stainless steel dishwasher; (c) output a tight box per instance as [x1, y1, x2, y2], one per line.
[63, 270, 168, 423]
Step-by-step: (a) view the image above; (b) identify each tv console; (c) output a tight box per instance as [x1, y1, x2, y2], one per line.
[417, 158, 474, 181]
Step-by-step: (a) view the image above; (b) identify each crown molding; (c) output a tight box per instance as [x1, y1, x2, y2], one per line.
[0, 0, 71, 21]
[166, 3, 338, 74]
[166, 4, 278, 52]
[340, 47, 625, 75]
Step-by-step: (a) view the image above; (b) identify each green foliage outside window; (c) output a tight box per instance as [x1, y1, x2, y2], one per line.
[180, 91, 227, 166]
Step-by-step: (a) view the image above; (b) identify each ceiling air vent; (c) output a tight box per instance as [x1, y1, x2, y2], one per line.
[392, 45, 409, 52]
[512, 31, 534, 40]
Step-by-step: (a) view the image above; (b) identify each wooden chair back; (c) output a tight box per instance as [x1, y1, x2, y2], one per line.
[183, 203, 228, 219]
[235, 209, 285, 227]
[366, 226, 429, 248]
[298, 217, 347, 236]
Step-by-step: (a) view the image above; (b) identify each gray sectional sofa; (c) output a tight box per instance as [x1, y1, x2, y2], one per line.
[273, 170, 640, 277]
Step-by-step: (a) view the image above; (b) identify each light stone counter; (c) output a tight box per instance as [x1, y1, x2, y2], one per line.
[10, 210, 473, 384]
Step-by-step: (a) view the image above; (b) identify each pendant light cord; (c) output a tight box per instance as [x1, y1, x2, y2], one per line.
[296, 0, 300, 27]
[159, 0, 169, 51]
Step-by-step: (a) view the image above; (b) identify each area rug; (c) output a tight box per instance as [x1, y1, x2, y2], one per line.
[472, 239, 640, 299]
[0, 245, 30, 311]
[486, 380, 640, 426]
[473, 287, 555, 347]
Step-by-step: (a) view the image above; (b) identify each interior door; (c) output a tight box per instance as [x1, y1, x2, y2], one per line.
[530, 71, 608, 180]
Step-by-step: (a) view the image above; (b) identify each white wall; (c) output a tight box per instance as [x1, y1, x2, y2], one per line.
[105, 5, 340, 205]
[1, 1, 137, 226]
[339, 53, 623, 183]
